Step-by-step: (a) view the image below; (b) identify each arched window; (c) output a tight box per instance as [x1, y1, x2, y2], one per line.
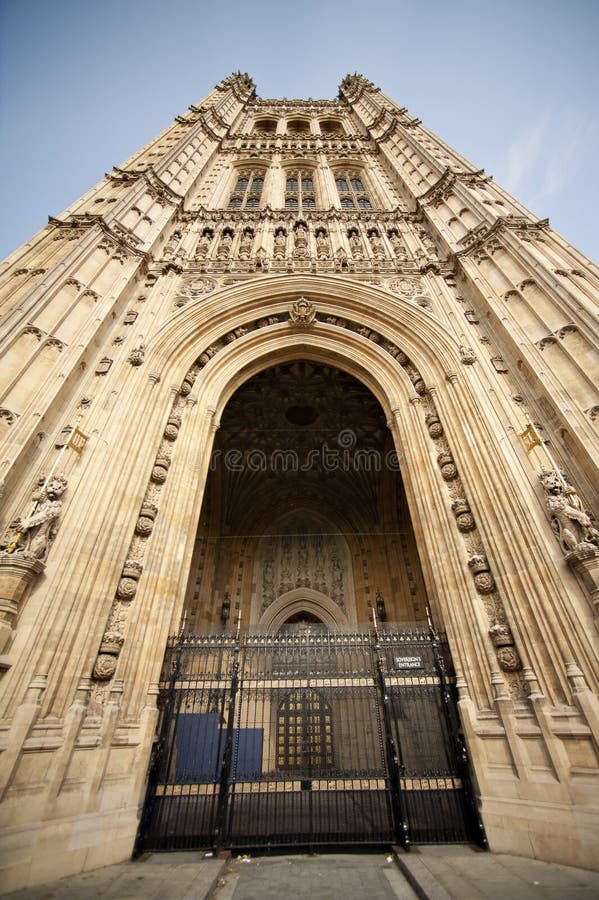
[254, 118, 277, 134]
[320, 119, 343, 136]
[287, 119, 310, 134]
[228, 170, 266, 210]
[276, 690, 334, 771]
[284, 168, 317, 212]
[335, 170, 373, 209]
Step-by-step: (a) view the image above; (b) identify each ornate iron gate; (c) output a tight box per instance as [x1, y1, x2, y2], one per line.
[137, 624, 485, 852]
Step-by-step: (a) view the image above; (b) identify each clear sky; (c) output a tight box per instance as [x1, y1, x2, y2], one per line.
[1, 0, 598, 262]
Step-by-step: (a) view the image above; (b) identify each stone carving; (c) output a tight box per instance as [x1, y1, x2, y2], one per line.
[387, 230, 408, 261]
[539, 468, 599, 553]
[0, 408, 17, 427]
[96, 357, 113, 375]
[181, 277, 215, 298]
[124, 310, 138, 325]
[459, 345, 476, 365]
[92, 653, 118, 681]
[164, 413, 182, 441]
[217, 229, 234, 259]
[452, 499, 475, 532]
[368, 230, 386, 259]
[348, 230, 364, 259]
[496, 646, 522, 671]
[116, 558, 143, 600]
[2, 475, 67, 560]
[199, 346, 219, 367]
[437, 451, 458, 481]
[273, 228, 287, 259]
[468, 554, 496, 594]
[315, 229, 330, 259]
[425, 413, 443, 439]
[293, 222, 309, 258]
[238, 229, 254, 260]
[135, 502, 157, 537]
[151, 454, 171, 484]
[407, 371, 425, 395]
[128, 345, 145, 366]
[289, 296, 316, 327]
[388, 278, 418, 298]
[194, 229, 213, 258]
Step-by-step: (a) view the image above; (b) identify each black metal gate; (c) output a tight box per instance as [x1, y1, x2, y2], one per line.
[137, 624, 485, 852]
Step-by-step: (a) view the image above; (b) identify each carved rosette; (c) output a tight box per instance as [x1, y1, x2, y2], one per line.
[468, 554, 496, 594]
[136, 503, 157, 536]
[425, 413, 443, 439]
[437, 451, 458, 481]
[164, 413, 182, 441]
[92, 653, 118, 681]
[151, 454, 171, 484]
[116, 559, 143, 600]
[451, 499, 475, 533]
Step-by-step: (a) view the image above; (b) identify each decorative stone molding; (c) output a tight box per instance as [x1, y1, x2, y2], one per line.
[0, 554, 45, 653]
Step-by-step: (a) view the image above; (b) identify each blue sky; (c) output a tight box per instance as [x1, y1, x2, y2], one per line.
[1, 0, 598, 262]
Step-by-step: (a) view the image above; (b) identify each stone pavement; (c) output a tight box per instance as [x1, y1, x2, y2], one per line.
[2, 847, 599, 900]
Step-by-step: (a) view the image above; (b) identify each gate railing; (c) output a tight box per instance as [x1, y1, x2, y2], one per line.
[135, 623, 486, 853]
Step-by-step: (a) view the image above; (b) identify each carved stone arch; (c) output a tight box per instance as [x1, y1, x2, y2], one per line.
[259, 589, 349, 631]
[103, 277, 562, 707]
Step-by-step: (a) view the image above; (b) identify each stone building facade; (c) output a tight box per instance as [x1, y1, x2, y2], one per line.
[0, 72, 598, 889]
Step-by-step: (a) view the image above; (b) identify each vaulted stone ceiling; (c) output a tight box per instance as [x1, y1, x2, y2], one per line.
[210, 361, 401, 534]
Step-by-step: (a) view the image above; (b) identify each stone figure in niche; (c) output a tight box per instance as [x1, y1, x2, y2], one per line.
[368, 231, 385, 259]
[348, 231, 363, 259]
[293, 222, 309, 257]
[539, 468, 599, 553]
[195, 230, 213, 258]
[238, 230, 254, 259]
[388, 231, 408, 260]
[217, 230, 233, 260]
[273, 230, 287, 259]
[315, 230, 329, 258]
[3, 474, 68, 560]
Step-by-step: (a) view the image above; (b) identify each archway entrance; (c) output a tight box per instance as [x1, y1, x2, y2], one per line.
[137, 361, 484, 851]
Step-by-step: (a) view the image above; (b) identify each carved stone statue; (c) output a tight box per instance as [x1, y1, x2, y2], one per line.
[368, 232, 385, 259]
[273, 230, 287, 259]
[315, 231, 329, 258]
[216, 231, 233, 260]
[3, 474, 68, 560]
[348, 232, 363, 258]
[238, 230, 254, 259]
[539, 468, 599, 553]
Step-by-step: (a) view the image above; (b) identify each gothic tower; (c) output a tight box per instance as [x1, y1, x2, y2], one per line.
[0, 73, 598, 890]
